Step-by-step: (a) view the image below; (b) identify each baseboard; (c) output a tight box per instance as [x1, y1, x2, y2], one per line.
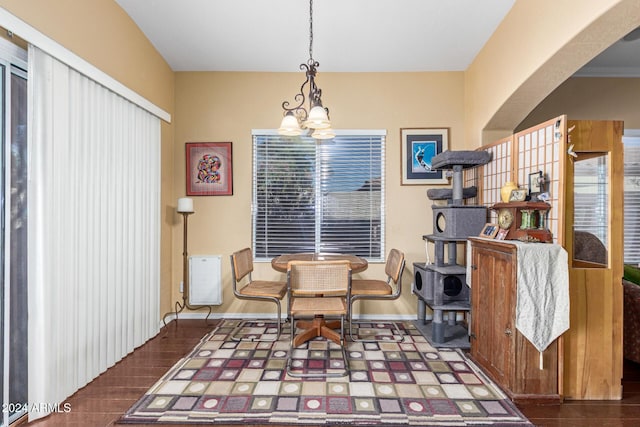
[159, 312, 419, 328]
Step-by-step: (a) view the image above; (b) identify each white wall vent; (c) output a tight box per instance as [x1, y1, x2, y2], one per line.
[189, 255, 222, 305]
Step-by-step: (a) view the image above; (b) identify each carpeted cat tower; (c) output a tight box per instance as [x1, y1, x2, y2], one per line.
[412, 150, 491, 347]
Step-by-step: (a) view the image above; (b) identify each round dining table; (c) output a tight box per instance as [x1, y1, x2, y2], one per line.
[271, 252, 368, 347]
[270, 252, 368, 274]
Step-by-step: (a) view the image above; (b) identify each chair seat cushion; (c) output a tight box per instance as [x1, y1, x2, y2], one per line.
[351, 279, 392, 296]
[240, 280, 287, 298]
[290, 297, 346, 315]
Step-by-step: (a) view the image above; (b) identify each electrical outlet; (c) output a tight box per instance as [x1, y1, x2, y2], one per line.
[180, 281, 184, 293]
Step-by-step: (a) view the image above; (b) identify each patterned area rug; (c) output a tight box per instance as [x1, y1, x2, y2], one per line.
[120, 320, 532, 426]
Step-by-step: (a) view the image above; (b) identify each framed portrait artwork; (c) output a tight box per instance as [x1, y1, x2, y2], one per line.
[528, 170, 544, 200]
[186, 142, 233, 196]
[400, 128, 449, 185]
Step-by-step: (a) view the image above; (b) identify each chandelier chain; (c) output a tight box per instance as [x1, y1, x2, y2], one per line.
[308, 0, 314, 62]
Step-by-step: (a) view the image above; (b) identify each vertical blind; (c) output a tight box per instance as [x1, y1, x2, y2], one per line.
[27, 46, 160, 421]
[252, 131, 385, 261]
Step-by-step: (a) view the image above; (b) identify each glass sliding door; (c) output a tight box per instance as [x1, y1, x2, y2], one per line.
[0, 37, 28, 427]
[7, 68, 27, 426]
[0, 60, 5, 427]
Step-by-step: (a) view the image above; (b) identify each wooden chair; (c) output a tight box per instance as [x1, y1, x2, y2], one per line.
[348, 248, 406, 342]
[286, 260, 351, 378]
[229, 247, 287, 342]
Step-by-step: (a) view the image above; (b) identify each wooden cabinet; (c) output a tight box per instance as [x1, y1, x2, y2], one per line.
[474, 116, 623, 399]
[469, 237, 561, 403]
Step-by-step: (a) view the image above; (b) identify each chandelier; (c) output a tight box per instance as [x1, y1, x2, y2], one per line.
[278, 0, 335, 139]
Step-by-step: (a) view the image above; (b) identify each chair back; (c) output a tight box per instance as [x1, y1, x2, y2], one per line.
[231, 247, 253, 283]
[288, 260, 351, 297]
[385, 248, 405, 284]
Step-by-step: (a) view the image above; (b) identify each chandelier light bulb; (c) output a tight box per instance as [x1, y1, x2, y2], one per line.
[305, 105, 331, 129]
[278, 113, 303, 136]
[311, 127, 336, 140]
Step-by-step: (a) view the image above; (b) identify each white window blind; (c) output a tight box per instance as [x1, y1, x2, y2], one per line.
[573, 155, 609, 246]
[252, 130, 385, 261]
[624, 136, 640, 264]
[569, 135, 640, 265]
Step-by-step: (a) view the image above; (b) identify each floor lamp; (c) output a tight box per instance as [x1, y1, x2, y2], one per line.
[162, 197, 212, 326]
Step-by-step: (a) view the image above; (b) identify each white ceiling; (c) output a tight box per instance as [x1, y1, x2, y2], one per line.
[115, 0, 640, 76]
[115, 0, 516, 72]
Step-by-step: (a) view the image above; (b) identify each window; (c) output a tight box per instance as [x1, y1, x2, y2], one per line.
[252, 130, 385, 261]
[573, 154, 609, 245]
[625, 134, 640, 264]
[572, 153, 609, 267]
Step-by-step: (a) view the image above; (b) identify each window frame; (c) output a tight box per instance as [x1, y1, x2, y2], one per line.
[251, 129, 386, 263]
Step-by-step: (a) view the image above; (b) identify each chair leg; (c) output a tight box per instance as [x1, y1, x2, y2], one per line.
[230, 299, 283, 342]
[286, 315, 349, 378]
[340, 315, 350, 375]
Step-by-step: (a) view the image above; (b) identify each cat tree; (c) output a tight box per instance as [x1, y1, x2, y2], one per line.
[412, 150, 491, 347]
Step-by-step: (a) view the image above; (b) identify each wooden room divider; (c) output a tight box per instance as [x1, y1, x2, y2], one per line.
[466, 114, 624, 400]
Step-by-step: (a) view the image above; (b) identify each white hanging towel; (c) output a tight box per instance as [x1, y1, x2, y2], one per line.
[513, 242, 570, 363]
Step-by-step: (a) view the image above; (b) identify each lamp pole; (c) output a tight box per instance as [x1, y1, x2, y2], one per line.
[181, 210, 192, 303]
[162, 198, 212, 326]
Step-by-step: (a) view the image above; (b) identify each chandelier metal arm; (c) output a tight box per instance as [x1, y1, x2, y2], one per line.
[281, 63, 312, 122]
[281, 59, 328, 122]
[278, 0, 333, 138]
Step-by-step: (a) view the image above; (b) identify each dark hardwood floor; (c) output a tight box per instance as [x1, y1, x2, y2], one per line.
[20, 320, 640, 427]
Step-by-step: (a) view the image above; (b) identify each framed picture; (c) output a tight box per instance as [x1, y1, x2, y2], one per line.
[528, 170, 544, 200]
[186, 142, 233, 196]
[495, 228, 509, 240]
[400, 128, 449, 185]
[479, 223, 498, 239]
[509, 188, 527, 202]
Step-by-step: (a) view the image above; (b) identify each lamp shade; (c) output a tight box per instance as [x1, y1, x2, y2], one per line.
[278, 113, 303, 136]
[177, 197, 194, 213]
[304, 105, 330, 129]
[311, 127, 336, 140]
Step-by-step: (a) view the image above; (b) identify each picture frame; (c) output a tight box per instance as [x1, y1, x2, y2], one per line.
[528, 170, 544, 200]
[495, 228, 509, 240]
[400, 128, 449, 185]
[479, 223, 499, 239]
[509, 188, 527, 202]
[186, 142, 233, 196]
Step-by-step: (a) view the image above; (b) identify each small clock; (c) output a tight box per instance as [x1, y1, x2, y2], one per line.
[491, 201, 553, 242]
[497, 208, 514, 229]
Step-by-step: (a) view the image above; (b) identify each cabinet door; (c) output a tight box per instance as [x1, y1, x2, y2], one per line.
[563, 120, 624, 399]
[471, 243, 515, 388]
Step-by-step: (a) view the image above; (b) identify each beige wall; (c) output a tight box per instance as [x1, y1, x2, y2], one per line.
[465, 0, 640, 145]
[1, 0, 638, 319]
[0, 0, 177, 314]
[0, 0, 173, 110]
[517, 77, 640, 131]
[173, 71, 465, 317]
